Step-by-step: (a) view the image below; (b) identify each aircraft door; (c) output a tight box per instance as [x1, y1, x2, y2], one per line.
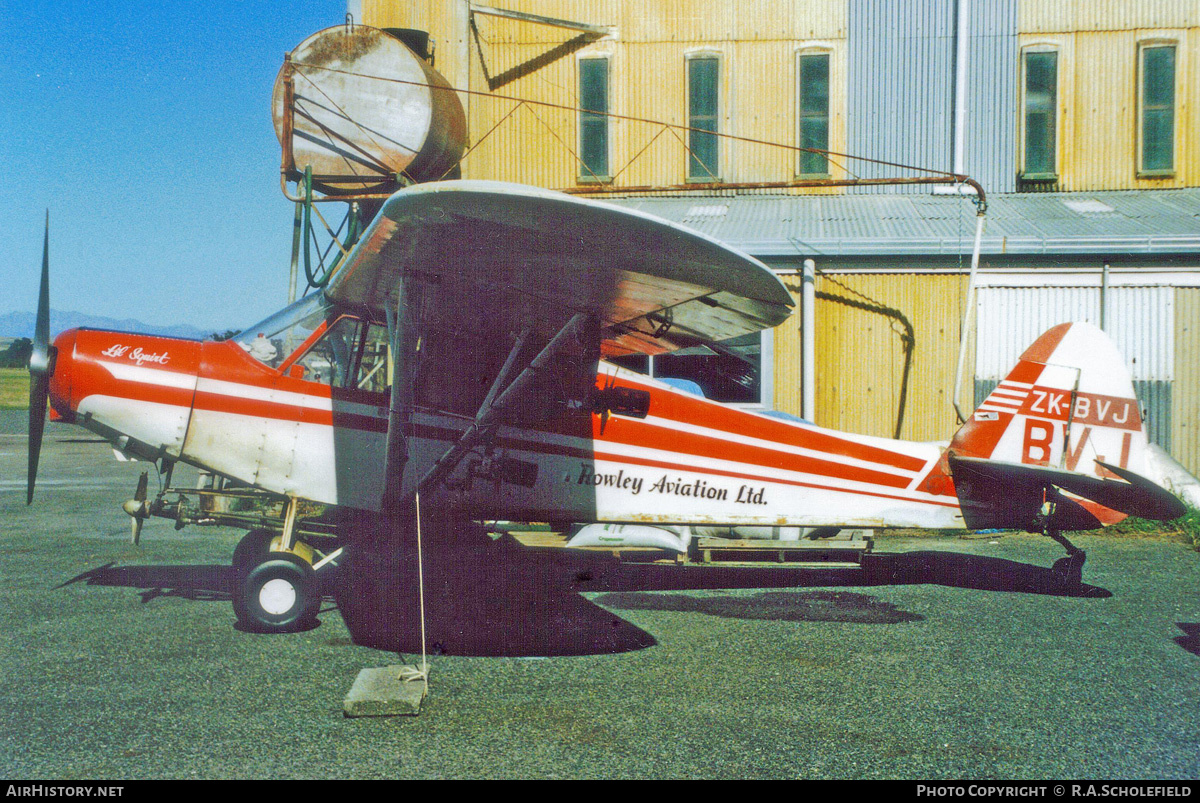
[263, 315, 391, 508]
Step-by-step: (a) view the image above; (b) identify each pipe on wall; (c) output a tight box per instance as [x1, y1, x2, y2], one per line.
[802, 258, 816, 421]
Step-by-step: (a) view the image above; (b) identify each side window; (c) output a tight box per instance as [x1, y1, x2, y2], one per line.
[797, 52, 831, 177]
[579, 57, 610, 182]
[1139, 44, 1176, 176]
[609, 332, 767, 405]
[687, 55, 720, 181]
[1022, 49, 1058, 180]
[293, 317, 362, 388]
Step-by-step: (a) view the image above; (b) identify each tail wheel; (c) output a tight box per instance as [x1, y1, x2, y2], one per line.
[233, 552, 321, 633]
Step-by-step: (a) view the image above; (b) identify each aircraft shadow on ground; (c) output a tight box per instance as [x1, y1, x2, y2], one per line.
[862, 550, 1111, 598]
[572, 548, 1110, 599]
[58, 562, 234, 603]
[592, 589, 924, 624]
[56, 539, 1108, 659]
[1175, 623, 1200, 656]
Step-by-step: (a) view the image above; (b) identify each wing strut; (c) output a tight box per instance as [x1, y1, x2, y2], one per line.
[381, 303, 599, 516]
[381, 274, 425, 514]
[414, 313, 597, 501]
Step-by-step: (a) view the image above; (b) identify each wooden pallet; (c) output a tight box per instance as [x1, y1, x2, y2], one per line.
[692, 536, 871, 565]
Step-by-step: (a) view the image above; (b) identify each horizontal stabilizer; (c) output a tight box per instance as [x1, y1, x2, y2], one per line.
[1093, 460, 1188, 521]
[948, 454, 1185, 532]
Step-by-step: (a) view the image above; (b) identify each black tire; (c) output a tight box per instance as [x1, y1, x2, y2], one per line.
[231, 528, 278, 573]
[233, 552, 321, 633]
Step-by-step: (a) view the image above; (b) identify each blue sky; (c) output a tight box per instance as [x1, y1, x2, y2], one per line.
[1, 0, 349, 332]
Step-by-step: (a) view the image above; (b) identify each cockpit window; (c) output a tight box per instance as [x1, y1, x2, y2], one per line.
[292, 316, 391, 392]
[234, 292, 391, 395]
[235, 293, 331, 369]
[294, 316, 360, 387]
[351, 323, 391, 394]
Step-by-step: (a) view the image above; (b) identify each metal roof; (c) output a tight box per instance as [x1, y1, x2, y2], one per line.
[604, 188, 1200, 259]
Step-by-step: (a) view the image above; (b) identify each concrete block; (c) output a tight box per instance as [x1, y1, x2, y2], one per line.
[343, 665, 428, 717]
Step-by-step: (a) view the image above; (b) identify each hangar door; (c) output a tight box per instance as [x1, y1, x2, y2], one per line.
[974, 284, 1174, 451]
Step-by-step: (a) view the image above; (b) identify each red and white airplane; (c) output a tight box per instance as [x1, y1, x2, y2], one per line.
[26, 181, 1184, 635]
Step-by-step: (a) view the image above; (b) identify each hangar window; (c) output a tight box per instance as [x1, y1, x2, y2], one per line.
[1139, 43, 1176, 176]
[687, 55, 720, 181]
[1021, 49, 1058, 181]
[796, 51, 831, 178]
[579, 57, 610, 182]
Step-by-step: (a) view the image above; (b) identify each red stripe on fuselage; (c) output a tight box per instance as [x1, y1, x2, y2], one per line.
[609, 374, 928, 473]
[402, 422, 961, 511]
[585, 414, 914, 489]
[85, 338, 930, 495]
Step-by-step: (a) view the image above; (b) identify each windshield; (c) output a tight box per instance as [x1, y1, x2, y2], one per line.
[234, 293, 333, 368]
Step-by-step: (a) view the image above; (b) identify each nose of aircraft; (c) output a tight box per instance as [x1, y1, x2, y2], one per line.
[47, 328, 78, 419]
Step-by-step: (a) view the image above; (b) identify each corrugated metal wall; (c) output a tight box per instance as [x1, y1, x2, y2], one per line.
[1018, 1, 1199, 192]
[1022, 0, 1200, 33]
[1173, 287, 1200, 475]
[847, 0, 955, 189]
[364, 1, 1197, 196]
[1032, 28, 1198, 192]
[847, 0, 1017, 193]
[771, 272, 968, 442]
[965, 0, 1018, 193]
[365, 0, 850, 189]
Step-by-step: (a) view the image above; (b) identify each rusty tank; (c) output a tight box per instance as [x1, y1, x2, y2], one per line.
[273, 24, 467, 194]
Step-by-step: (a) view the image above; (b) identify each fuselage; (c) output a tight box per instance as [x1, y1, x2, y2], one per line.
[46, 323, 966, 530]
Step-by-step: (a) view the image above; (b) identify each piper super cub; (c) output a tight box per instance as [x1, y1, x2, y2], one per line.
[26, 180, 1185, 635]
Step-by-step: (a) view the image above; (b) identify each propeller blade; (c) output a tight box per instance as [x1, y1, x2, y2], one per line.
[33, 211, 50, 368]
[26, 372, 49, 505]
[131, 470, 149, 545]
[27, 212, 52, 505]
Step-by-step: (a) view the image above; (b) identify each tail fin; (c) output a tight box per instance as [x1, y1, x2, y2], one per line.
[945, 322, 1182, 530]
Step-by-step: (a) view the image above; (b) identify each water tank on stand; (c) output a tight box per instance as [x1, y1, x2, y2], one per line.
[273, 23, 467, 195]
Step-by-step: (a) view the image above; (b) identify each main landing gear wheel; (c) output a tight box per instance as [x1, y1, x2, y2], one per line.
[232, 552, 321, 633]
[231, 528, 278, 573]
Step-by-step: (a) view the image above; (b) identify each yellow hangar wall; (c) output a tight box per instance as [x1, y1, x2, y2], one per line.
[364, 1, 1200, 192]
[772, 272, 971, 444]
[360, 1, 1200, 474]
[1019, 0, 1200, 191]
[1175, 287, 1200, 473]
[361, 0, 849, 189]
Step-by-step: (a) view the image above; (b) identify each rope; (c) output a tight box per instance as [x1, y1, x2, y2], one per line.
[397, 490, 431, 696]
[295, 60, 970, 185]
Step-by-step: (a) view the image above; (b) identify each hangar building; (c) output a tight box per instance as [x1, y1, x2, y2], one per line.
[353, 0, 1200, 474]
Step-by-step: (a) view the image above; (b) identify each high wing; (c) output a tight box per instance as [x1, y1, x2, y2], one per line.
[326, 180, 794, 358]
[325, 179, 794, 505]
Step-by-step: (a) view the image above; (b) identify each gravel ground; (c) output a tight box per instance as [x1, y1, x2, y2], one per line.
[1, 410, 1198, 779]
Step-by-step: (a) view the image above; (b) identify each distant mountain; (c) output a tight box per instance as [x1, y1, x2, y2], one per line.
[0, 310, 214, 341]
